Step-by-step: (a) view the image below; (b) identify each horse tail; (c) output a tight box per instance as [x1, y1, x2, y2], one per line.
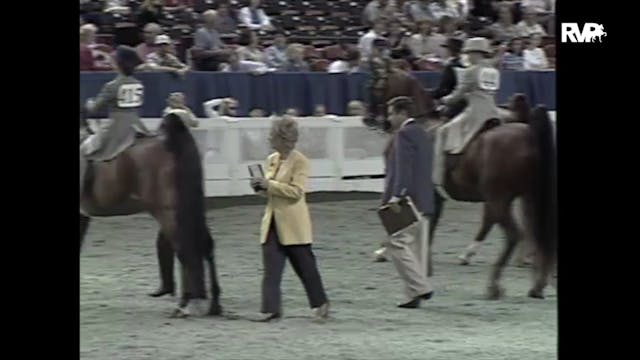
[529, 106, 557, 268]
[161, 113, 213, 259]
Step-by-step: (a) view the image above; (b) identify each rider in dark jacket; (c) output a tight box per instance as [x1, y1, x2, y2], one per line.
[431, 37, 468, 119]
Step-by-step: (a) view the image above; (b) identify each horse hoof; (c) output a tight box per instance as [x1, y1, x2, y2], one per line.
[169, 307, 190, 318]
[188, 299, 208, 317]
[148, 288, 175, 298]
[458, 254, 471, 265]
[208, 305, 223, 316]
[486, 286, 504, 300]
[528, 289, 545, 299]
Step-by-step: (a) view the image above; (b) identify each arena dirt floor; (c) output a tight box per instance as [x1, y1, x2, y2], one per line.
[80, 194, 557, 360]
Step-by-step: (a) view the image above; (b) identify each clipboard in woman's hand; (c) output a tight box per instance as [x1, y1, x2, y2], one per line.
[248, 164, 265, 178]
[248, 164, 266, 191]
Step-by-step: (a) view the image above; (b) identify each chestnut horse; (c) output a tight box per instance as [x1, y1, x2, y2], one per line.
[80, 113, 222, 316]
[364, 67, 556, 299]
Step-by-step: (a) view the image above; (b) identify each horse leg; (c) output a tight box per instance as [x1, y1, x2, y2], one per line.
[487, 200, 520, 300]
[80, 214, 91, 251]
[521, 194, 553, 299]
[527, 251, 554, 299]
[205, 236, 223, 316]
[149, 231, 176, 297]
[427, 190, 446, 277]
[514, 198, 535, 267]
[153, 209, 200, 317]
[458, 204, 495, 265]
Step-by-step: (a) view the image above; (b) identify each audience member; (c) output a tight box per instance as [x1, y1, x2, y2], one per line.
[221, 51, 270, 73]
[521, 0, 552, 15]
[358, 19, 387, 62]
[137, 0, 165, 29]
[285, 108, 300, 116]
[215, 2, 238, 35]
[163, 92, 199, 127]
[239, 0, 274, 31]
[500, 37, 525, 71]
[141, 35, 190, 76]
[104, 0, 131, 15]
[327, 48, 362, 73]
[362, 0, 395, 27]
[516, 6, 547, 37]
[193, 10, 230, 71]
[347, 100, 366, 116]
[80, 24, 113, 71]
[489, 3, 519, 43]
[281, 44, 310, 72]
[428, 0, 460, 22]
[203, 97, 239, 118]
[387, 20, 412, 59]
[250, 108, 266, 117]
[523, 33, 548, 70]
[136, 23, 163, 60]
[237, 30, 267, 63]
[264, 32, 289, 70]
[408, 20, 442, 61]
[407, 0, 434, 23]
[313, 105, 327, 117]
[164, 0, 195, 11]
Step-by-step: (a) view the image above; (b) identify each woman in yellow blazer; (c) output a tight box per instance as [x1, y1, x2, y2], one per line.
[251, 116, 330, 322]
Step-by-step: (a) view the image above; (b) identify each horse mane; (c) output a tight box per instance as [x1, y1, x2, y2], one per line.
[161, 114, 213, 258]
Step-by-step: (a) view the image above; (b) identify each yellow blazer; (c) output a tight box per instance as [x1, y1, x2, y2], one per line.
[259, 149, 313, 245]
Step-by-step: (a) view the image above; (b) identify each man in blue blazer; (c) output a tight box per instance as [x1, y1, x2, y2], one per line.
[382, 96, 435, 308]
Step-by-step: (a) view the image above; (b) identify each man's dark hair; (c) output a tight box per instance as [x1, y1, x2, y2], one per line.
[387, 96, 415, 116]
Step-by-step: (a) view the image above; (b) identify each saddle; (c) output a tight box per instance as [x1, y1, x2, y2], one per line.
[82, 131, 153, 196]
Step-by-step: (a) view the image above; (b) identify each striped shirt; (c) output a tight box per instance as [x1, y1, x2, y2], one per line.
[501, 53, 524, 71]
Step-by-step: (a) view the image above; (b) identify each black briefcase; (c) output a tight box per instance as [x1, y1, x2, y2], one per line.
[377, 196, 421, 236]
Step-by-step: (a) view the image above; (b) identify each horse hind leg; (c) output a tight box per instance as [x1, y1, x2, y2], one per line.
[80, 214, 91, 251]
[521, 194, 554, 299]
[206, 258, 222, 316]
[427, 190, 446, 277]
[458, 203, 495, 265]
[514, 198, 535, 267]
[487, 200, 520, 300]
[205, 240, 223, 316]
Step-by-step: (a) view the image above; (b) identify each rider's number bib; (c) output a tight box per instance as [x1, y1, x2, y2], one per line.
[477, 68, 500, 91]
[117, 83, 144, 108]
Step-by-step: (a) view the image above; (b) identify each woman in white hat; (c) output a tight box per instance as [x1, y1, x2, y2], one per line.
[432, 37, 500, 194]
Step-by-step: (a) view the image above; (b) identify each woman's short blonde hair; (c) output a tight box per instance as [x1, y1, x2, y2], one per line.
[270, 115, 299, 146]
[285, 43, 304, 59]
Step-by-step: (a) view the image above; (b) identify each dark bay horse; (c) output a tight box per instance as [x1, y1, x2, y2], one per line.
[364, 67, 557, 299]
[80, 113, 222, 317]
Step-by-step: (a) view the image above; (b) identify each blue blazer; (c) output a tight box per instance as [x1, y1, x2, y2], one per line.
[382, 120, 436, 216]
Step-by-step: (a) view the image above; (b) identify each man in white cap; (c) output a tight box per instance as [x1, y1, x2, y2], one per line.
[141, 34, 189, 77]
[432, 37, 500, 195]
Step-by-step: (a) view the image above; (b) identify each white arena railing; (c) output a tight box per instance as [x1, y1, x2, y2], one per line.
[92, 112, 555, 197]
